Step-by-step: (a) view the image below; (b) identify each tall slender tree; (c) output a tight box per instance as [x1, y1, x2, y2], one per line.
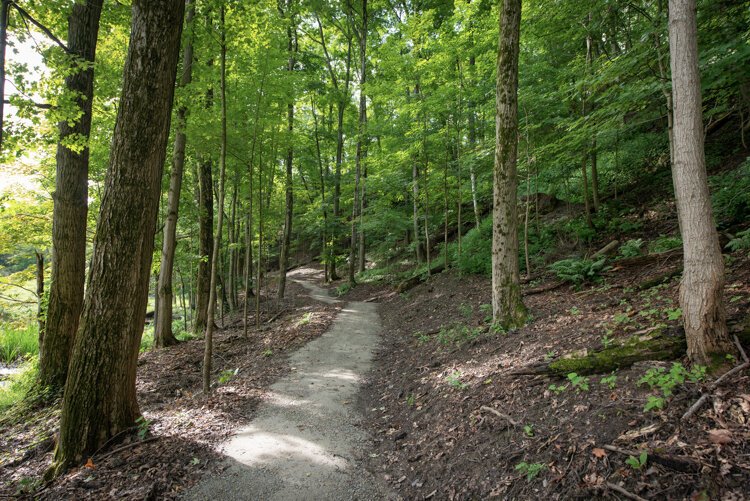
[277, 0, 297, 299]
[491, 0, 525, 328]
[40, 0, 103, 392]
[51, 0, 185, 473]
[202, 4, 228, 394]
[349, 0, 367, 285]
[155, 0, 196, 348]
[668, 0, 733, 364]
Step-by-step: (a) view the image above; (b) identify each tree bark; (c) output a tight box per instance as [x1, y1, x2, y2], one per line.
[51, 0, 184, 473]
[491, 0, 526, 328]
[203, 5, 227, 393]
[668, 0, 733, 364]
[41, 0, 103, 391]
[0, 0, 9, 152]
[350, 0, 367, 285]
[155, 0, 195, 348]
[277, 2, 296, 299]
[194, 157, 213, 335]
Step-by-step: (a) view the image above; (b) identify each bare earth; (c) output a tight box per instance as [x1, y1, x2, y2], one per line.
[185, 269, 394, 500]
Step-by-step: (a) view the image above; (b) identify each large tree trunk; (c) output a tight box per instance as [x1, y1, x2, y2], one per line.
[277, 4, 296, 299]
[40, 0, 103, 391]
[668, 0, 733, 364]
[51, 0, 184, 474]
[202, 5, 228, 394]
[155, 0, 195, 348]
[491, 0, 526, 329]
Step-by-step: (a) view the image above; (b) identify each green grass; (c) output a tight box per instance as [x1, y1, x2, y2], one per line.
[0, 324, 38, 364]
[0, 356, 38, 412]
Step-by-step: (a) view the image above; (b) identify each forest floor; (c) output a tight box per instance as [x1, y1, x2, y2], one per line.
[337, 250, 750, 500]
[0, 278, 341, 499]
[1, 226, 749, 500]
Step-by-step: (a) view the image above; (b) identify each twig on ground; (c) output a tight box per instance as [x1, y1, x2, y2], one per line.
[604, 482, 648, 501]
[479, 405, 519, 427]
[266, 309, 285, 324]
[95, 436, 160, 461]
[681, 336, 749, 421]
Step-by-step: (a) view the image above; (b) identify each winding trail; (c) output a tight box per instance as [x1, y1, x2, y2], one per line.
[186, 270, 393, 500]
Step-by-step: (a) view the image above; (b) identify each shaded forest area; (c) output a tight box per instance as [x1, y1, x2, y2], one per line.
[0, 0, 749, 499]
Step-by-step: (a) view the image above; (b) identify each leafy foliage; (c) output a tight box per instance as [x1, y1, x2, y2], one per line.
[549, 257, 609, 286]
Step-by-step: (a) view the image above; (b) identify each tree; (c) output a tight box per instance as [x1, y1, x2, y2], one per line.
[202, 3, 228, 394]
[51, 0, 185, 473]
[491, 0, 525, 329]
[155, 0, 196, 348]
[667, 0, 733, 364]
[40, 0, 103, 392]
[277, 0, 297, 299]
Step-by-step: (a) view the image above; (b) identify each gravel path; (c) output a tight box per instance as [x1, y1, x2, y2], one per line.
[185, 274, 394, 500]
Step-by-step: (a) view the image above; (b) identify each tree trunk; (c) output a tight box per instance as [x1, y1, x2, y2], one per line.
[412, 161, 424, 262]
[491, 0, 526, 329]
[51, 0, 184, 474]
[350, 0, 367, 284]
[668, 0, 733, 364]
[202, 5, 227, 394]
[468, 55, 481, 229]
[277, 6, 296, 299]
[0, 0, 9, 151]
[155, 0, 195, 348]
[41, 0, 103, 391]
[194, 157, 213, 335]
[35, 251, 44, 336]
[590, 137, 600, 212]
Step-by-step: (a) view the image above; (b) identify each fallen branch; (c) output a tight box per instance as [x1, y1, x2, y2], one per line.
[601, 444, 699, 473]
[95, 436, 160, 461]
[265, 309, 285, 324]
[635, 266, 682, 291]
[395, 262, 446, 293]
[604, 482, 648, 501]
[479, 405, 519, 427]
[523, 280, 565, 296]
[681, 335, 749, 421]
[608, 248, 682, 269]
[591, 239, 619, 258]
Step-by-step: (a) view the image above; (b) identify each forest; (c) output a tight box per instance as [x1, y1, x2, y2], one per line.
[0, 0, 749, 499]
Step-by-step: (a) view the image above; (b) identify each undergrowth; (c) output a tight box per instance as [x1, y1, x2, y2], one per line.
[0, 324, 38, 364]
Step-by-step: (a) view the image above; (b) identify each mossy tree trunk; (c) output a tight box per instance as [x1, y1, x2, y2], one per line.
[41, 0, 103, 392]
[668, 0, 734, 364]
[155, 0, 195, 348]
[491, 0, 526, 329]
[51, 0, 184, 473]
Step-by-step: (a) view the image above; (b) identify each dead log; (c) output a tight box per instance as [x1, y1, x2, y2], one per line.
[635, 266, 682, 291]
[591, 239, 619, 258]
[512, 328, 750, 377]
[523, 280, 566, 296]
[395, 262, 446, 293]
[608, 248, 682, 269]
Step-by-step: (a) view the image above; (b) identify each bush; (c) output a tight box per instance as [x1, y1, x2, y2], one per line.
[0, 323, 38, 364]
[450, 217, 493, 277]
[618, 238, 644, 258]
[649, 235, 682, 254]
[726, 228, 750, 254]
[549, 257, 609, 286]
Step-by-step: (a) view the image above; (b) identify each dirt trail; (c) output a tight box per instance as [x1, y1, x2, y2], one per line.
[186, 270, 393, 500]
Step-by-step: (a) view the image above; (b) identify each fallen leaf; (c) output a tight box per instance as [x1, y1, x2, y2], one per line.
[707, 429, 733, 445]
[592, 448, 607, 459]
[84, 458, 95, 469]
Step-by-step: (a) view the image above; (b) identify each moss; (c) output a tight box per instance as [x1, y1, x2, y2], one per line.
[548, 331, 687, 376]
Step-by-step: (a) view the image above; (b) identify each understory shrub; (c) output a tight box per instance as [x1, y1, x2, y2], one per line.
[549, 257, 609, 286]
[711, 159, 750, 226]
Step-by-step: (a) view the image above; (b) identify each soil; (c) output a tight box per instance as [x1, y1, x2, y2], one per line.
[350, 250, 750, 500]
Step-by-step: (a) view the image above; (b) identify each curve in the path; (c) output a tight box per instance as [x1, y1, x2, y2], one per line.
[186, 276, 392, 501]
